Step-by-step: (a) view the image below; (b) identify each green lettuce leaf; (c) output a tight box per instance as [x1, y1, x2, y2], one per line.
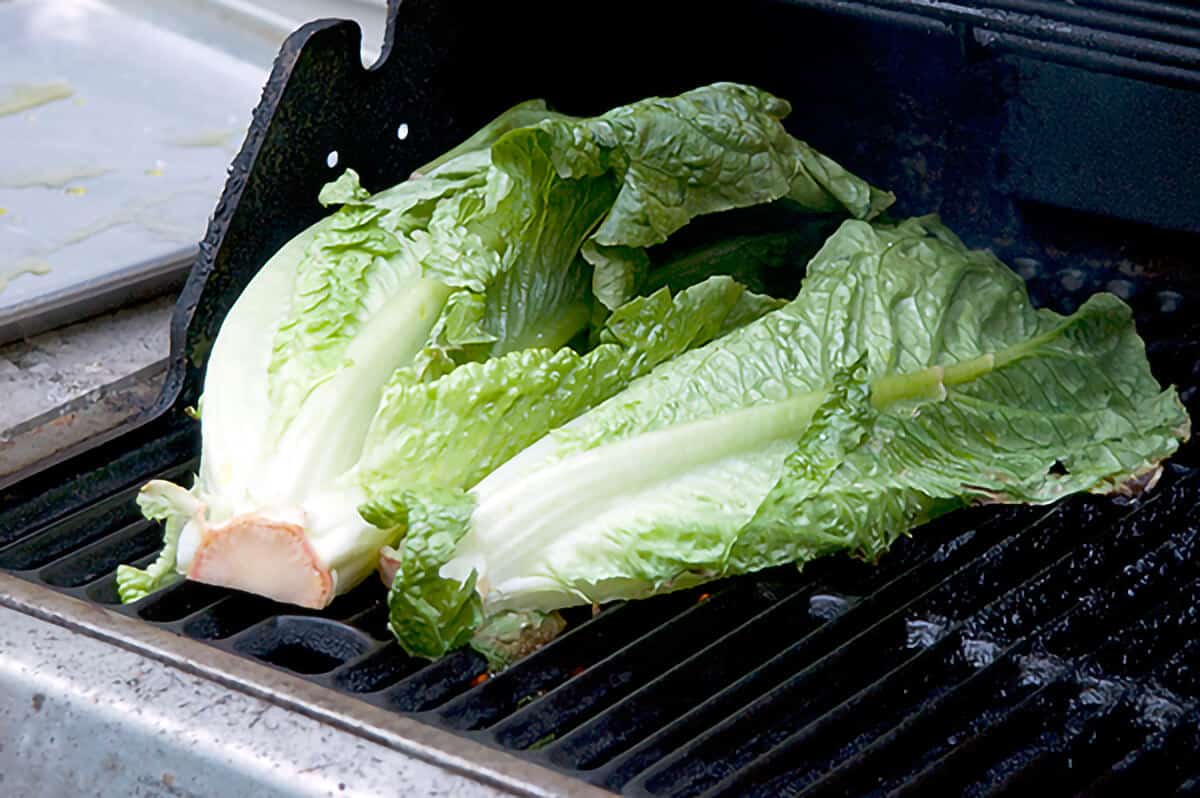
[414, 99, 574, 177]
[415, 81, 890, 357]
[527, 82, 893, 307]
[375, 487, 482, 660]
[357, 276, 781, 508]
[266, 166, 484, 442]
[406, 216, 1187, 655]
[115, 480, 201, 603]
[123, 83, 887, 610]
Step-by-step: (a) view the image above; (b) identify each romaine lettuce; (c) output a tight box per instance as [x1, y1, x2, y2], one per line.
[387, 216, 1189, 664]
[119, 83, 885, 607]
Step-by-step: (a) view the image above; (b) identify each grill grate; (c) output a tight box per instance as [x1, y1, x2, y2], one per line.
[2, 269, 1199, 796]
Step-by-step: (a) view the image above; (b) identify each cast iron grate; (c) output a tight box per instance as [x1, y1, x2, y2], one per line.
[2, 266, 1199, 796]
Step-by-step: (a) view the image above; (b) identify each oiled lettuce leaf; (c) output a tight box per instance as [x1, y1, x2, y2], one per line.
[389, 216, 1188, 661]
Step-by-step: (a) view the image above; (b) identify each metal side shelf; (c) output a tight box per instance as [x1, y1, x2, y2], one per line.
[0, 574, 607, 798]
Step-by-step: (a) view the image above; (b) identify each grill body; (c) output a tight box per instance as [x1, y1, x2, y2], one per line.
[3, 1, 1200, 795]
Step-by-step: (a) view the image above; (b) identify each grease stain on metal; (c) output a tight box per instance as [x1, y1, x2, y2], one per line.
[168, 128, 240, 150]
[0, 80, 74, 116]
[0, 166, 112, 189]
[0, 259, 52, 294]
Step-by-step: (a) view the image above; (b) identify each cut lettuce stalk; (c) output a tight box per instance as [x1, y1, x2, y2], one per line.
[118, 82, 888, 607]
[384, 216, 1190, 664]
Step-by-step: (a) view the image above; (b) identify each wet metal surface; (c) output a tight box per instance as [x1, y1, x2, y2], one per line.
[0, 0, 273, 343]
[0, 602, 512, 797]
[0, 573, 610, 797]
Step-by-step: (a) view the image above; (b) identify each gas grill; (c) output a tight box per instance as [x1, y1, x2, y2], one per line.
[3, 0, 1200, 795]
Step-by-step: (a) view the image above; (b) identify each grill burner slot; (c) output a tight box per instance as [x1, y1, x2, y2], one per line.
[490, 581, 802, 752]
[181, 593, 292, 641]
[0, 499, 145, 571]
[137, 581, 228, 622]
[381, 648, 490, 713]
[38, 520, 161, 588]
[333, 644, 425, 693]
[232, 616, 372, 675]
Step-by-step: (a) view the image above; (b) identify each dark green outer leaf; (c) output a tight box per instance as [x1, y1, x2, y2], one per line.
[381, 488, 483, 660]
[526, 82, 892, 308]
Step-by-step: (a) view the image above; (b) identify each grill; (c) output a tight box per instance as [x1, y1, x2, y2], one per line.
[3, 0, 1200, 795]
